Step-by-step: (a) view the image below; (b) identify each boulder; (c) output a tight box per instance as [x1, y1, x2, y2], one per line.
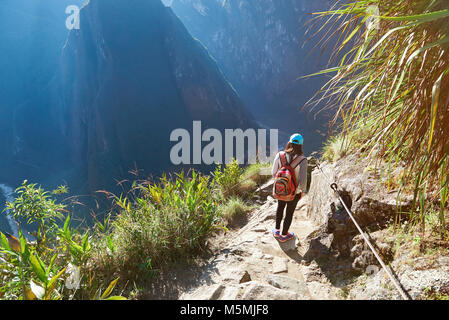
[267, 274, 310, 299]
[305, 153, 413, 260]
[241, 281, 298, 300]
[303, 232, 334, 261]
[220, 286, 241, 300]
[272, 257, 289, 274]
[183, 284, 225, 300]
[349, 231, 394, 273]
[278, 237, 297, 252]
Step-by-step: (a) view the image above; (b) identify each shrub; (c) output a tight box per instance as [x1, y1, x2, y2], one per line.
[0, 182, 124, 300]
[322, 134, 349, 163]
[4, 181, 66, 246]
[212, 159, 243, 199]
[92, 170, 223, 282]
[219, 197, 254, 224]
[240, 162, 271, 185]
[1, 162, 262, 298]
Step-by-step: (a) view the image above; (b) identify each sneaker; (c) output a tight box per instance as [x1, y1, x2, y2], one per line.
[279, 232, 295, 243]
[272, 229, 280, 238]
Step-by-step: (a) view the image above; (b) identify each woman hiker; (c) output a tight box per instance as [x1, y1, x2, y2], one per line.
[271, 133, 308, 242]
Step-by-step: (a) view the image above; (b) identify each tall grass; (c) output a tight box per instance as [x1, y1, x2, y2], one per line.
[92, 170, 223, 282]
[307, 0, 449, 237]
[218, 197, 255, 225]
[322, 134, 349, 163]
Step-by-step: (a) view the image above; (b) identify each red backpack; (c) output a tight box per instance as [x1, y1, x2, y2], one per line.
[273, 152, 305, 201]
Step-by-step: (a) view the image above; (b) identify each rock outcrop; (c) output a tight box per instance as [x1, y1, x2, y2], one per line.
[302, 153, 449, 299]
[306, 153, 414, 259]
[347, 229, 449, 300]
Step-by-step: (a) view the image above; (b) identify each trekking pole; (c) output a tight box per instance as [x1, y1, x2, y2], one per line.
[315, 161, 411, 300]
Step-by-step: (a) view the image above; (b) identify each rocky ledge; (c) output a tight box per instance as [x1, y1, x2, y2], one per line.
[305, 153, 449, 300]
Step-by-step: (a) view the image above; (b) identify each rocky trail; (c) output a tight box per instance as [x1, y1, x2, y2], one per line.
[178, 191, 342, 300]
[143, 154, 449, 300]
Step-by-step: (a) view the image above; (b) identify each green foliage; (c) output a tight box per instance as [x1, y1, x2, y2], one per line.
[322, 134, 349, 163]
[212, 158, 243, 199]
[1, 160, 262, 299]
[212, 160, 270, 200]
[0, 183, 126, 300]
[308, 0, 449, 236]
[235, 162, 271, 199]
[218, 197, 254, 224]
[423, 287, 449, 300]
[91, 169, 223, 283]
[52, 185, 69, 196]
[4, 180, 66, 245]
[1, 227, 80, 300]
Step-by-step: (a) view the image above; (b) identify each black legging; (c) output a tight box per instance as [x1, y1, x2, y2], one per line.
[276, 193, 302, 236]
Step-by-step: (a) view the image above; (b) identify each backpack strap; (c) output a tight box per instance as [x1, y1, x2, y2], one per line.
[279, 152, 288, 167]
[290, 155, 306, 169]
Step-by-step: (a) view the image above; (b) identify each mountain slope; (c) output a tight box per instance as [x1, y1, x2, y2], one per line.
[166, 0, 335, 151]
[4, 0, 255, 198]
[0, 0, 84, 185]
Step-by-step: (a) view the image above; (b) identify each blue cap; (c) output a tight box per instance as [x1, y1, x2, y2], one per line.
[289, 133, 303, 145]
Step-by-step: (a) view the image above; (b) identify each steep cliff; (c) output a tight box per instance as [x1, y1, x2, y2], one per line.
[59, 0, 255, 194]
[0, 0, 84, 185]
[166, 0, 335, 150]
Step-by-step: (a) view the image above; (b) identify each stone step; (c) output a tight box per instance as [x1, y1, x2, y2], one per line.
[267, 274, 311, 299]
[272, 257, 289, 274]
[240, 281, 300, 300]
